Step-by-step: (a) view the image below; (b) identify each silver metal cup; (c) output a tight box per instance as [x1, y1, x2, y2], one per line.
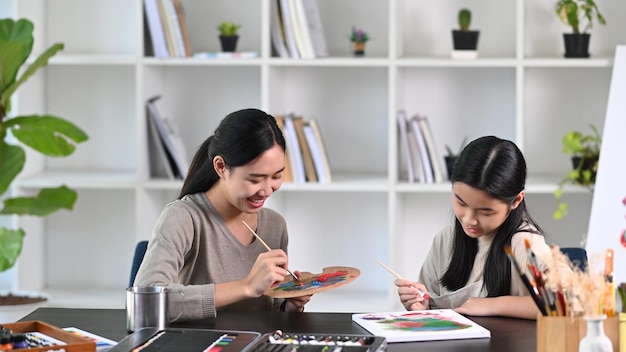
[125, 286, 184, 333]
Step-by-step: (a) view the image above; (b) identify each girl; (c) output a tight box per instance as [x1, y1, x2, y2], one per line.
[135, 108, 310, 320]
[395, 136, 551, 320]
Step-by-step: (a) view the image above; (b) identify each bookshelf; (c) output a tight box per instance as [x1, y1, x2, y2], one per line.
[2, 0, 624, 313]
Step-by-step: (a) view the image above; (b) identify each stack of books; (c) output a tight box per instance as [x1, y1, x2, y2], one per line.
[275, 114, 332, 183]
[144, 0, 192, 58]
[397, 110, 446, 184]
[271, 0, 328, 59]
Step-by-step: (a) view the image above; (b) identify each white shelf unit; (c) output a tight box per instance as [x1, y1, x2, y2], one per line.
[2, 0, 624, 313]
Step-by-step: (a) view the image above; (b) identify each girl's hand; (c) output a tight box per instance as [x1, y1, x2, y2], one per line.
[246, 249, 290, 297]
[283, 270, 312, 312]
[394, 278, 429, 311]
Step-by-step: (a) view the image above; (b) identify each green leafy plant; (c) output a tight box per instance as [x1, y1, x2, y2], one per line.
[553, 124, 601, 219]
[618, 284, 626, 313]
[458, 8, 472, 31]
[0, 18, 88, 272]
[217, 21, 241, 37]
[555, 0, 606, 34]
[350, 27, 369, 43]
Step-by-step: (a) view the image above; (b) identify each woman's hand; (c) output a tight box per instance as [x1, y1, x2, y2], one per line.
[246, 249, 290, 297]
[283, 270, 312, 312]
[394, 278, 429, 311]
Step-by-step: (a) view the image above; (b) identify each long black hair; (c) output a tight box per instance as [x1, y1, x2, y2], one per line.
[178, 109, 286, 199]
[440, 136, 543, 297]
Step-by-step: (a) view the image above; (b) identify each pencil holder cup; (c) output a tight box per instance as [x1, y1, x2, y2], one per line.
[126, 286, 184, 333]
[537, 315, 620, 352]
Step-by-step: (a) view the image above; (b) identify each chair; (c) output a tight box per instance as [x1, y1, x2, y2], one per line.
[129, 241, 149, 287]
[560, 247, 587, 271]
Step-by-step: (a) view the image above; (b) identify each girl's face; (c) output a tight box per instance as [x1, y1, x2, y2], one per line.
[220, 144, 285, 213]
[451, 182, 523, 239]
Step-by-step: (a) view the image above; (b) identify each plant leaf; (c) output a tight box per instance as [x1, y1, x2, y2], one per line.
[0, 227, 24, 272]
[0, 18, 34, 100]
[1, 42, 64, 110]
[0, 186, 77, 216]
[4, 115, 88, 156]
[0, 141, 25, 195]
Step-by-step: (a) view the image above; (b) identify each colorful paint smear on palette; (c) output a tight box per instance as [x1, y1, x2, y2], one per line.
[359, 311, 472, 332]
[273, 270, 349, 292]
[204, 333, 237, 352]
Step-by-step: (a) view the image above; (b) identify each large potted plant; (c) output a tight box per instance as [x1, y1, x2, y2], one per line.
[0, 18, 88, 307]
[451, 8, 479, 59]
[555, 0, 606, 58]
[553, 124, 601, 219]
[217, 21, 241, 52]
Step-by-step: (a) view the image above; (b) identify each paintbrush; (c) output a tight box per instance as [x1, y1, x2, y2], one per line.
[504, 246, 548, 316]
[375, 259, 430, 300]
[242, 220, 300, 282]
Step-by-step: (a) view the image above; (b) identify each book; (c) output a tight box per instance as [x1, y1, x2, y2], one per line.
[146, 101, 176, 179]
[274, 115, 294, 183]
[301, 0, 328, 57]
[146, 96, 189, 179]
[157, 0, 176, 57]
[417, 115, 445, 183]
[283, 115, 306, 183]
[278, 0, 300, 58]
[352, 309, 491, 343]
[172, 0, 192, 57]
[303, 118, 331, 183]
[409, 115, 434, 184]
[292, 116, 317, 182]
[397, 110, 415, 183]
[63, 327, 117, 351]
[143, 0, 169, 58]
[270, 0, 289, 58]
[292, 0, 315, 58]
[162, 0, 186, 57]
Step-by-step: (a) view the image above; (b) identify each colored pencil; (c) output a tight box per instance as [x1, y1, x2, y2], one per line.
[504, 246, 548, 316]
[242, 220, 300, 282]
[375, 259, 430, 300]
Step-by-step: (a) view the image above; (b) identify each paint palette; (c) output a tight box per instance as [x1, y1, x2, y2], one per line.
[264, 266, 360, 298]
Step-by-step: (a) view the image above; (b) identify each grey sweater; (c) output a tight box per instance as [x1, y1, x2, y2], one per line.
[134, 192, 288, 320]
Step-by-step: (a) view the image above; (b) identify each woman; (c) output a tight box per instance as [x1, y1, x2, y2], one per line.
[135, 108, 311, 320]
[395, 136, 551, 320]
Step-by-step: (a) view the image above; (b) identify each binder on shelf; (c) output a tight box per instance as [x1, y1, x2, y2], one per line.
[143, 0, 169, 58]
[146, 101, 176, 179]
[283, 115, 306, 183]
[416, 115, 444, 183]
[274, 115, 294, 183]
[397, 110, 415, 183]
[303, 118, 332, 183]
[162, 0, 186, 57]
[291, 0, 315, 58]
[270, 0, 289, 58]
[408, 115, 434, 184]
[278, 0, 301, 58]
[292, 116, 318, 182]
[172, 0, 192, 57]
[301, 0, 328, 57]
[146, 96, 189, 179]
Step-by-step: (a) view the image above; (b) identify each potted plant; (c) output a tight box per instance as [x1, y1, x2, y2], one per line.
[452, 8, 480, 59]
[350, 26, 369, 57]
[555, 0, 606, 58]
[444, 136, 468, 180]
[553, 124, 601, 219]
[0, 18, 88, 306]
[217, 21, 241, 52]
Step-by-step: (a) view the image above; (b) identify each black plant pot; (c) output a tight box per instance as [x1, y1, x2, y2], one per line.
[219, 35, 239, 52]
[452, 30, 480, 50]
[444, 156, 457, 181]
[571, 155, 598, 183]
[563, 33, 590, 58]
